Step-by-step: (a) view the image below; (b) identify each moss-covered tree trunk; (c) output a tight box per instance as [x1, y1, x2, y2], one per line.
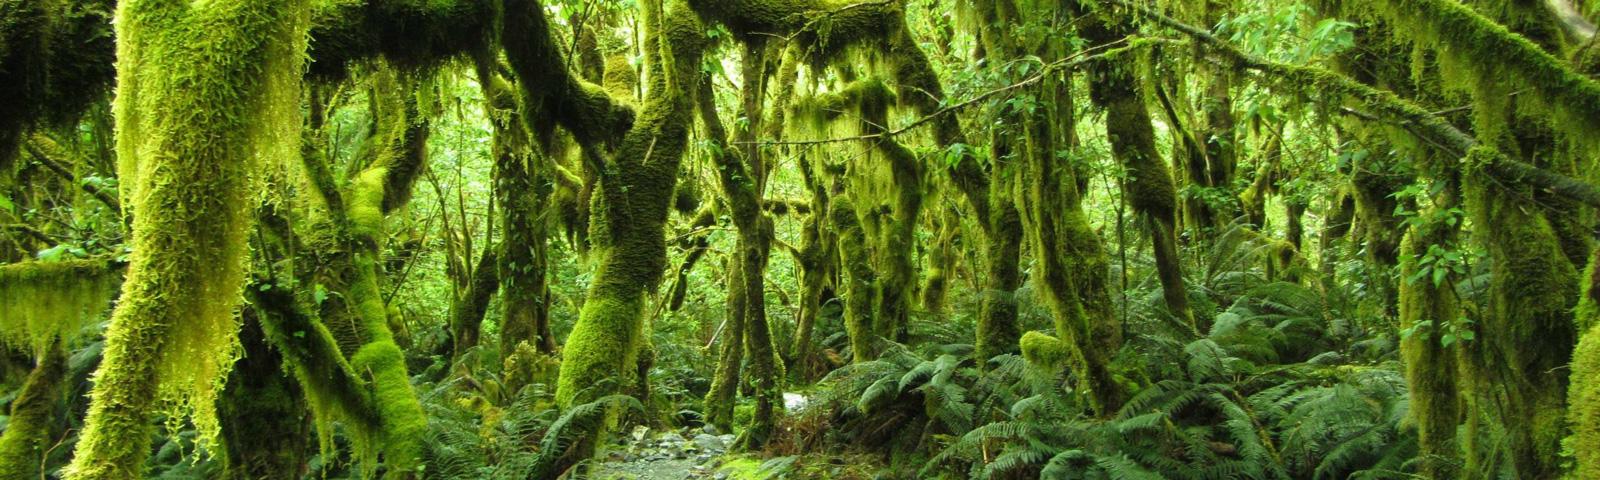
[833, 190, 877, 362]
[1073, 3, 1195, 333]
[1571, 247, 1600, 478]
[969, 0, 1026, 364]
[1397, 208, 1461, 479]
[1017, 67, 1125, 415]
[549, 0, 704, 463]
[698, 41, 784, 444]
[66, 0, 310, 477]
[220, 307, 310, 479]
[478, 65, 557, 357]
[790, 150, 835, 378]
[0, 340, 65, 479]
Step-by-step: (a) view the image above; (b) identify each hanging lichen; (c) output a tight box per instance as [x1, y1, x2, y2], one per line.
[0, 258, 120, 356]
[66, 0, 313, 476]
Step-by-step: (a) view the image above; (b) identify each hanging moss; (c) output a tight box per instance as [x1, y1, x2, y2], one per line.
[0, 0, 115, 151]
[1367, 0, 1600, 144]
[66, 0, 313, 476]
[0, 258, 119, 356]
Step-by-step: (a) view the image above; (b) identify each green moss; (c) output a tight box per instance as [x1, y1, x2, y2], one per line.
[1019, 331, 1073, 370]
[66, 0, 313, 476]
[1573, 248, 1600, 478]
[1397, 216, 1461, 479]
[0, 341, 66, 480]
[0, 259, 119, 356]
[1369, 0, 1600, 145]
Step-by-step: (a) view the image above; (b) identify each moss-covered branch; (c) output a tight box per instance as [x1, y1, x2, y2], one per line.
[1367, 0, 1600, 140]
[502, 0, 637, 150]
[0, 258, 121, 356]
[306, 0, 496, 80]
[0, 339, 66, 479]
[1115, 0, 1600, 209]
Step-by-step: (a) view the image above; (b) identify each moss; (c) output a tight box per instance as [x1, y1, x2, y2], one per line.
[1397, 215, 1461, 479]
[305, 0, 495, 80]
[66, 0, 312, 476]
[1369, 0, 1600, 145]
[1019, 331, 1074, 371]
[550, 0, 705, 466]
[0, 258, 119, 356]
[0, 341, 66, 480]
[1573, 248, 1600, 479]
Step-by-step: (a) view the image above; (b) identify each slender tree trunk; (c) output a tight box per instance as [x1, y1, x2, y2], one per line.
[451, 248, 499, 357]
[1397, 206, 1461, 479]
[0, 340, 65, 479]
[1073, 4, 1195, 332]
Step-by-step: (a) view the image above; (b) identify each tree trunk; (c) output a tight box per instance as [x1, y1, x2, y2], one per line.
[0, 340, 66, 479]
[66, 1, 311, 477]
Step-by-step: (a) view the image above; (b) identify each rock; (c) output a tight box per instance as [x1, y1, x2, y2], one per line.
[658, 432, 687, 445]
[717, 434, 735, 447]
[701, 424, 720, 435]
[632, 425, 651, 443]
[696, 453, 714, 464]
[784, 392, 808, 410]
[693, 433, 727, 452]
